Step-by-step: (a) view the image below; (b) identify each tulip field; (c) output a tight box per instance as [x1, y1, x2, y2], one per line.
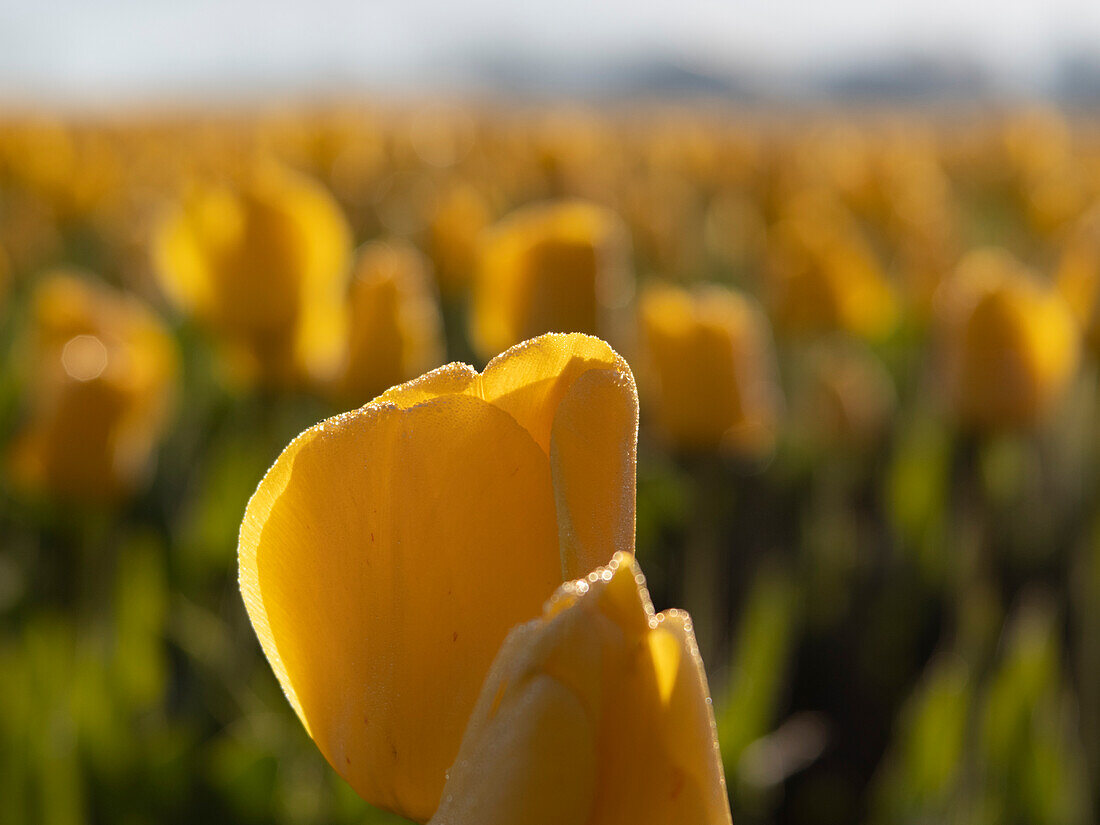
[2, 103, 1100, 824]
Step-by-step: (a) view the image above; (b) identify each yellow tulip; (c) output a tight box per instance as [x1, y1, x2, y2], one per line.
[426, 181, 491, 295]
[8, 272, 177, 501]
[936, 249, 1080, 430]
[154, 161, 351, 386]
[470, 200, 630, 360]
[0, 118, 121, 220]
[432, 552, 731, 825]
[638, 283, 781, 456]
[336, 240, 444, 405]
[766, 191, 897, 339]
[1055, 206, 1100, 353]
[1003, 109, 1088, 238]
[239, 333, 638, 821]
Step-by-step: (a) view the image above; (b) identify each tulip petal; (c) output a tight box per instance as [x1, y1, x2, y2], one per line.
[432, 554, 732, 825]
[430, 673, 597, 825]
[479, 333, 634, 454]
[370, 333, 639, 583]
[239, 394, 561, 821]
[371, 362, 478, 408]
[375, 333, 635, 456]
[373, 333, 640, 569]
[647, 611, 731, 810]
[550, 366, 638, 579]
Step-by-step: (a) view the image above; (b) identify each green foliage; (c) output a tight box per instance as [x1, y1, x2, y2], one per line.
[887, 414, 951, 582]
[872, 600, 1093, 825]
[977, 600, 1091, 825]
[718, 565, 799, 771]
[871, 654, 971, 823]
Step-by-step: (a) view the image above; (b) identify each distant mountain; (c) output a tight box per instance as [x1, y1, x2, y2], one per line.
[1054, 52, 1100, 103]
[593, 56, 764, 100]
[815, 54, 996, 101]
[437, 47, 1011, 102]
[444, 48, 774, 100]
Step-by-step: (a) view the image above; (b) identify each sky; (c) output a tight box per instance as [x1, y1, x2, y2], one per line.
[3, 0, 1100, 101]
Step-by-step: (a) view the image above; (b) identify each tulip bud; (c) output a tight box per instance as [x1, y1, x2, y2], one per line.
[638, 283, 781, 457]
[432, 553, 732, 825]
[766, 191, 897, 339]
[240, 333, 638, 821]
[427, 181, 491, 295]
[335, 240, 444, 405]
[1004, 110, 1085, 238]
[154, 161, 351, 387]
[470, 200, 630, 360]
[8, 272, 177, 501]
[0, 118, 120, 219]
[936, 249, 1079, 430]
[1055, 206, 1100, 354]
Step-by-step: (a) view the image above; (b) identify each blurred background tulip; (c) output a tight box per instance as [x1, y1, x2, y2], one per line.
[1055, 204, 1100, 354]
[935, 249, 1080, 431]
[335, 240, 445, 405]
[426, 181, 492, 297]
[470, 200, 631, 360]
[154, 162, 351, 387]
[638, 283, 781, 457]
[765, 191, 898, 340]
[7, 271, 177, 502]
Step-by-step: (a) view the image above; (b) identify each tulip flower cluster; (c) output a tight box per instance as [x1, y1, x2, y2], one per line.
[2, 105, 1094, 453]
